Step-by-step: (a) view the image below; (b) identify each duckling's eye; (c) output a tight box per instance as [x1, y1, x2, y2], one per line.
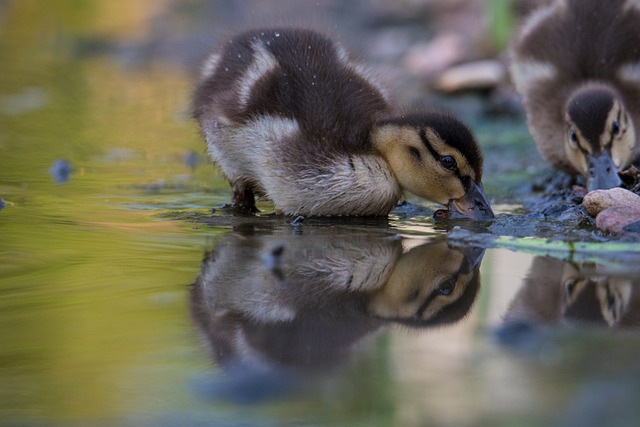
[612, 120, 620, 136]
[564, 279, 576, 298]
[437, 278, 456, 296]
[439, 155, 457, 171]
[569, 129, 578, 148]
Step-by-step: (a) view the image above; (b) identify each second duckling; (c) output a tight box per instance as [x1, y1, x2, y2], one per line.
[192, 28, 493, 219]
[510, 0, 640, 191]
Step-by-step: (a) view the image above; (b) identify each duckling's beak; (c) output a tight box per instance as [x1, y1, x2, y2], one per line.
[586, 151, 621, 191]
[450, 181, 494, 220]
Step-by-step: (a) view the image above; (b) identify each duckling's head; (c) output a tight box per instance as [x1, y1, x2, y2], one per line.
[564, 85, 636, 191]
[368, 240, 483, 326]
[372, 112, 494, 220]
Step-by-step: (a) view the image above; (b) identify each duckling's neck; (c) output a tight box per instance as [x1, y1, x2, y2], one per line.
[346, 154, 403, 213]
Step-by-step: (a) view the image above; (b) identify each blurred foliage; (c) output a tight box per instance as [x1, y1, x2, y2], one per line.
[486, 0, 515, 52]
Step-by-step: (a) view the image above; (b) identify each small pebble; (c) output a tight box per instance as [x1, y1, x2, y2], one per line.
[433, 209, 449, 221]
[595, 206, 640, 236]
[571, 185, 588, 198]
[582, 187, 640, 217]
[623, 221, 640, 234]
[49, 159, 73, 184]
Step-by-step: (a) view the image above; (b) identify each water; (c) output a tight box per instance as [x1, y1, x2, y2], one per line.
[2, 2, 640, 426]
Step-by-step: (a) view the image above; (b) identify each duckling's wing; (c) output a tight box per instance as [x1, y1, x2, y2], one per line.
[194, 29, 391, 154]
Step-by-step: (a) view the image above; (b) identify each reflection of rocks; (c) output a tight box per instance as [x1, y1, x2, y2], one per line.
[583, 188, 640, 235]
[190, 228, 484, 376]
[503, 256, 640, 329]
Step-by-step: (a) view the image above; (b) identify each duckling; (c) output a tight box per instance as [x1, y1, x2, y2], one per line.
[192, 28, 493, 218]
[190, 230, 483, 371]
[510, 0, 640, 191]
[503, 256, 640, 328]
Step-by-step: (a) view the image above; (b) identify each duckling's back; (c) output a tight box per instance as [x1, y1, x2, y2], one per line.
[192, 28, 402, 216]
[511, 0, 640, 169]
[193, 28, 389, 152]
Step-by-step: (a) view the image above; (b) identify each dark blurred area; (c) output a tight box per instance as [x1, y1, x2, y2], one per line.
[0, 1, 544, 105]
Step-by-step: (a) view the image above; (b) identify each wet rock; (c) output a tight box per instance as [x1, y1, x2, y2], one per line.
[434, 60, 506, 93]
[619, 165, 640, 192]
[433, 209, 449, 221]
[623, 221, 640, 234]
[582, 188, 640, 217]
[558, 205, 592, 225]
[571, 185, 588, 199]
[540, 202, 573, 219]
[595, 206, 640, 236]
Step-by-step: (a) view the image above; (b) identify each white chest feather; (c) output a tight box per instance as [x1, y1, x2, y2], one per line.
[265, 152, 402, 216]
[206, 115, 402, 216]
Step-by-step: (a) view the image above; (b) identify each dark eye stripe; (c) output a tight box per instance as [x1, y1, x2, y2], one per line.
[415, 274, 463, 319]
[611, 109, 622, 140]
[419, 128, 466, 181]
[418, 128, 441, 161]
[572, 133, 590, 155]
[608, 109, 624, 147]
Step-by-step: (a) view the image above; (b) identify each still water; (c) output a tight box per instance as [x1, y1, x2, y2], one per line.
[2, 2, 640, 426]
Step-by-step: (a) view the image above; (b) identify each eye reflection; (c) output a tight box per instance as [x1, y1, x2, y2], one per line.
[569, 128, 578, 147]
[612, 120, 620, 136]
[438, 278, 456, 295]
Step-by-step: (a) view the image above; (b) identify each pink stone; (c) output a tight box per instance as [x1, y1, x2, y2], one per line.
[582, 188, 640, 217]
[595, 206, 640, 235]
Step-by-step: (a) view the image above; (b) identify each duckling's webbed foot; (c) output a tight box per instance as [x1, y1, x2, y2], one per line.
[231, 183, 257, 212]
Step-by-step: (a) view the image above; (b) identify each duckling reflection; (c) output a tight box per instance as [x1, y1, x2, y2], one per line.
[504, 257, 640, 328]
[190, 231, 483, 375]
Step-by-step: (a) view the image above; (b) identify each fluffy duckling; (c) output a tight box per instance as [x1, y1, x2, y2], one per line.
[510, 0, 640, 191]
[192, 28, 493, 218]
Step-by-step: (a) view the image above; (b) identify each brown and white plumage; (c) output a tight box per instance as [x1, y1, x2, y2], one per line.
[192, 28, 493, 218]
[511, 0, 640, 191]
[190, 231, 484, 370]
[503, 256, 640, 328]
